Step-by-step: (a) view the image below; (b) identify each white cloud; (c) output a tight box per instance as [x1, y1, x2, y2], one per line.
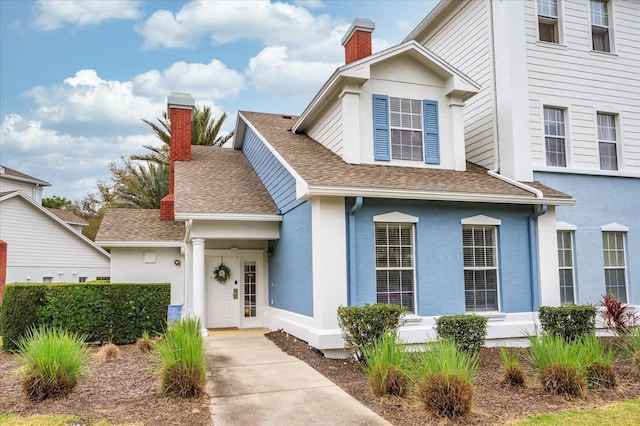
[246, 46, 338, 99]
[33, 0, 141, 31]
[133, 60, 246, 100]
[1, 114, 158, 200]
[294, 0, 325, 9]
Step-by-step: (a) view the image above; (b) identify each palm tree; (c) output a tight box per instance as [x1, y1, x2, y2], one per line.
[134, 106, 233, 164]
[110, 160, 170, 209]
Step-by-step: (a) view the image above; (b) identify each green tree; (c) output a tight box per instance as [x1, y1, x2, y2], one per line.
[109, 160, 169, 209]
[134, 105, 233, 165]
[42, 195, 72, 209]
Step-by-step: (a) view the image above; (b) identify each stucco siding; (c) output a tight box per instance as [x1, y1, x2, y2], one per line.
[306, 99, 343, 156]
[241, 126, 300, 213]
[351, 199, 533, 316]
[0, 196, 110, 283]
[534, 172, 639, 305]
[415, 0, 495, 169]
[525, 0, 640, 173]
[268, 201, 313, 316]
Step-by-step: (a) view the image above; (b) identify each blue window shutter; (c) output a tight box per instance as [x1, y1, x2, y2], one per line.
[423, 100, 440, 164]
[372, 94, 390, 161]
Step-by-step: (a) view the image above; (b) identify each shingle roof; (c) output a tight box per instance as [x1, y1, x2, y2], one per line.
[0, 165, 50, 186]
[174, 146, 279, 215]
[240, 111, 572, 202]
[46, 208, 89, 226]
[96, 209, 185, 242]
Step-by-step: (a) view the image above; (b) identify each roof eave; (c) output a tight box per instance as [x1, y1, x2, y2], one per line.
[174, 212, 282, 222]
[96, 241, 184, 248]
[403, 0, 464, 43]
[302, 185, 575, 206]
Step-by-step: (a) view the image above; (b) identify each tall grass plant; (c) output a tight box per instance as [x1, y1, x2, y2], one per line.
[361, 332, 411, 396]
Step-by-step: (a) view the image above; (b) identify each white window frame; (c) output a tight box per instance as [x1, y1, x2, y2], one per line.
[543, 106, 568, 167]
[590, 0, 614, 53]
[556, 230, 576, 305]
[461, 215, 501, 313]
[43, 274, 53, 283]
[536, 0, 563, 44]
[601, 223, 628, 303]
[389, 97, 423, 162]
[596, 112, 619, 171]
[373, 214, 418, 313]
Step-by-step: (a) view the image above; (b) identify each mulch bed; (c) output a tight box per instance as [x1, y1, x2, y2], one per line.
[0, 345, 211, 426]
[265, 330, 640, 425]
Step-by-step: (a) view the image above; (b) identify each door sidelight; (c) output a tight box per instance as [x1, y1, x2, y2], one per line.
[233, 288, 238, 300]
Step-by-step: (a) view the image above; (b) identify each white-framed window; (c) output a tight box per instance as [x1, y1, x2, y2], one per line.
[79, 276, 88, 283]
[544, 106, 567, 167]
[597, 112, 618, 170]
[602, 231, 627, 302]
[462, 224, 499, 312]
[537, 0, 560, 43]
[43, 275, 53, 283]
[590, 0, 611, 52]
[557, 231, 575, 305]
[390, 97, 423, 161]
[375, 222, 415, 312]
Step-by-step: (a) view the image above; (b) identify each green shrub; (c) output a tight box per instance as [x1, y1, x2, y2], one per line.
[414, 340, 478, 418]
[337, 303, 406, 361]
[499, 346, 527, 387]
[17, 326, 88, 400]
[435, 314, 487, 355]
[527, 335, 586, 396]
[1, 282, 170, 351]
[361, 332, 411, 396]
[538, 305, 596, 342]
[156, 317, 206, 397]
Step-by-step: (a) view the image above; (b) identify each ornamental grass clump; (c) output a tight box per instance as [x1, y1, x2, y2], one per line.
[361, 332, 411, 397]
[414, 339, 478, 419]
[137, 331, 160, 353]
[580, 335, 616, 388]
[97, 343, 121, 363]
[156, 317, 206, 397]
[622, 326, 640, 371]
[17, 326, 88, 401]
[527, 335, 586, 396]
[498, 346, 527, 387]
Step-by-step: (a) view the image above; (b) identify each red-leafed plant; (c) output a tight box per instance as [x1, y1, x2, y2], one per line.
[598, 293, 639, 336]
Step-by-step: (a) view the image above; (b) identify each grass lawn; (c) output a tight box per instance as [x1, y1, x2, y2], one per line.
[511, 398, 640, 425]
[0, 414, 143, 426]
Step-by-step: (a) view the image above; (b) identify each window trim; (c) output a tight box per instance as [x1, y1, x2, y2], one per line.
[602, 230, 628, 303]
[536, 0, 564, 44]
[461, 218, 501, 313]
[374, 221, 417, 313]
[557, 230, 576, 305]
[596, 112, 619, 171]
[589, 0, 614, 53]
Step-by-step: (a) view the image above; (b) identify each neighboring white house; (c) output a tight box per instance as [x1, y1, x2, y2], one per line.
[405, 0, 639, 307]
[0, 166, 111, 289]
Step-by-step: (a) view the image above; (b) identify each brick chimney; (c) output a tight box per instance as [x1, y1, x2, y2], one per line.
[341, 18, 375, 64]
[160, 92, 195, 221]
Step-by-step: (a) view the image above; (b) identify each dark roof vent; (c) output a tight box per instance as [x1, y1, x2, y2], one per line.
[282, 115, 292, 119]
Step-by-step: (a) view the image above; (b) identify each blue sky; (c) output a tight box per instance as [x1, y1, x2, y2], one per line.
[0, 0, 437, 201]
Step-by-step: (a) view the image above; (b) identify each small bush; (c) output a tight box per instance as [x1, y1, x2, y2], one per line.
[17, 326, 88, 401]
[156, 317, 206, 397]
[598, 293, 639, 336]
[97, 343, 121, 362]
[361, 332, 410, 396]
[580, 335, 616, 388]
[539, 363, 586, 396]
[538, 305, 596, 342]
[498, 347, 526, 387]
[435, 314, 487, 355]
[337, 303, 406, 361]
[137, 331, 158, 353]
[414, 340, 478, 419]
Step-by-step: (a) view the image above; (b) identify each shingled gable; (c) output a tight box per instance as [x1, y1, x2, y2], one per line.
[235, 111, 573, 205]
[0, 165, 51, 187]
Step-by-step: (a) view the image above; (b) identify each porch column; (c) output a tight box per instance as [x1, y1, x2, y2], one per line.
[191, 238, 207, 335]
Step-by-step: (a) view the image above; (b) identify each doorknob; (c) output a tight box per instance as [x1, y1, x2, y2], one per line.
[233, 288, 238, 300]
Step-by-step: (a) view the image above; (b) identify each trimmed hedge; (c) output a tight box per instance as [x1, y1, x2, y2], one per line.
[337, 303, 406, 361]
[1, 282, 170, 351]
[538, 305, 596, 342]
[435, 314, 488, 355]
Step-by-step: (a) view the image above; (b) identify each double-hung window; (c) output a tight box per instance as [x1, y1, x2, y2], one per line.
[544, 107, 567, 167]
[373, 94, 440, 164]
[602, 231, 627, 302]
[557, 231, 575, 305]
[463, 225, 499, 312]
[375, 222, 415, 312]
[597, 113, 618, 170]
[537, 0, 560, 43]
[590, 0, 611, 52]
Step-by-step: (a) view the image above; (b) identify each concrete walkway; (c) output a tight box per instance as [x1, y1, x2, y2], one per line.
[205, 328, 390, 426]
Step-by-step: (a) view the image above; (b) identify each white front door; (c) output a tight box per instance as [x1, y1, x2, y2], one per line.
[206, 255, 241, 328]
